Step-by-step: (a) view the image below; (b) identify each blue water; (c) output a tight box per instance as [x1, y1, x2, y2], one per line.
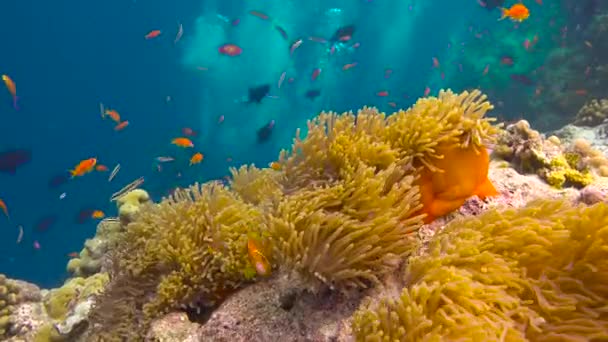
[0, 0, 590, 287]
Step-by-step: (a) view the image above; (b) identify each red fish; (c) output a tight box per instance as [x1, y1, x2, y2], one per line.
[311, 68, 321, 80]
[342, 62, 357, 70]
[376, 91, 389, 97]
[182, 127, 198, 137]
[35, 215, 57, 232]
[500, 55, 514, 66]
[114, 121, 129, 131]
[432, 57, 440, 68]
[145, 30, 162, 39]
[219, 43, 242, 56]
[249, 10, 270, 20]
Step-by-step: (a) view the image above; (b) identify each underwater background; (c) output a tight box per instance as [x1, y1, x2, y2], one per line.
[0, 0, 604, 288]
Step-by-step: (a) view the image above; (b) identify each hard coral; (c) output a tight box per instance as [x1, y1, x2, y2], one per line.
[116, 188, 150, 224]
[353, 199, 608, 341]
[574, 98, 608, 127]
[495, 120, 596, 188]
[67, 218, 123, 278]
[0, 274, 21, 337]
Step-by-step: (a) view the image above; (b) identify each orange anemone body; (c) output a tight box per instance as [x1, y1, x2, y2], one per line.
[416, 142, 498, 223]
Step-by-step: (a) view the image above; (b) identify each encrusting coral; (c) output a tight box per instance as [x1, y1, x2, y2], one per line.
[352, 199, 608, 341]
[494, 119, 597, 188]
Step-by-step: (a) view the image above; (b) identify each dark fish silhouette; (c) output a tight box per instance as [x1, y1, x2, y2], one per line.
[35, 215, 57, 232]
[305, 89, 321, 100]
[76, 208, 95, 224]
[0, 149, 31, 174]
[581, 0, 600, 16]
[247, 84, 271, 104]
[511, 74, 534, 86]
[48, 172, 71, 188]
[482, 0, 505, 10]
[257, 120, 275, 143]
[330, 25, 355, 43]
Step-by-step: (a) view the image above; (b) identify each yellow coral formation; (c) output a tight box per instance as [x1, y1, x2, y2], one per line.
[116, 189, 150, 224]
[353, 199, 608, 341]
[495, 120, 597, 188]
[0, 274, 20, 337]
[118, 182, 264, 318]
[569, 138, 608, 177]
[44, 273, 109, 321]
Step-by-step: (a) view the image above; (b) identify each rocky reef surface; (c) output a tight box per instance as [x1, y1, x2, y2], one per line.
[2, 90, 607, 341]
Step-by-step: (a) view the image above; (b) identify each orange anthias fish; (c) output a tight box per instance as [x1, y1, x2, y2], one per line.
[2, 74, 18, 110]
[172, 137, 194, 148]
[499, 4, 530, 22]
[91, 210, 105, 219]
[103, 109, 121, 123]
[415, 143, 498, 223]
[247, 235, 271, 277]
[189, 152, 203, 165]
[269, 161, 281, 171]
[145, 30, 162, 39]
[69, 158, 97, 178]
[114, 120, 129, 131]
[0, 199, 8, 218]
[95, 164, 109, 172]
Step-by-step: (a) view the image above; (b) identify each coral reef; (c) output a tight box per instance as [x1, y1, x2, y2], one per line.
[67, 218, 123, 278]
[353, 199, 608, 341]
[115, 188, 150, 224]
[574, 98, 608, 127]
[0, 276, 43, 341]
[7, 89, 608, 341]
[493, 119, 606, 188]
[32, 273, 109, 341]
